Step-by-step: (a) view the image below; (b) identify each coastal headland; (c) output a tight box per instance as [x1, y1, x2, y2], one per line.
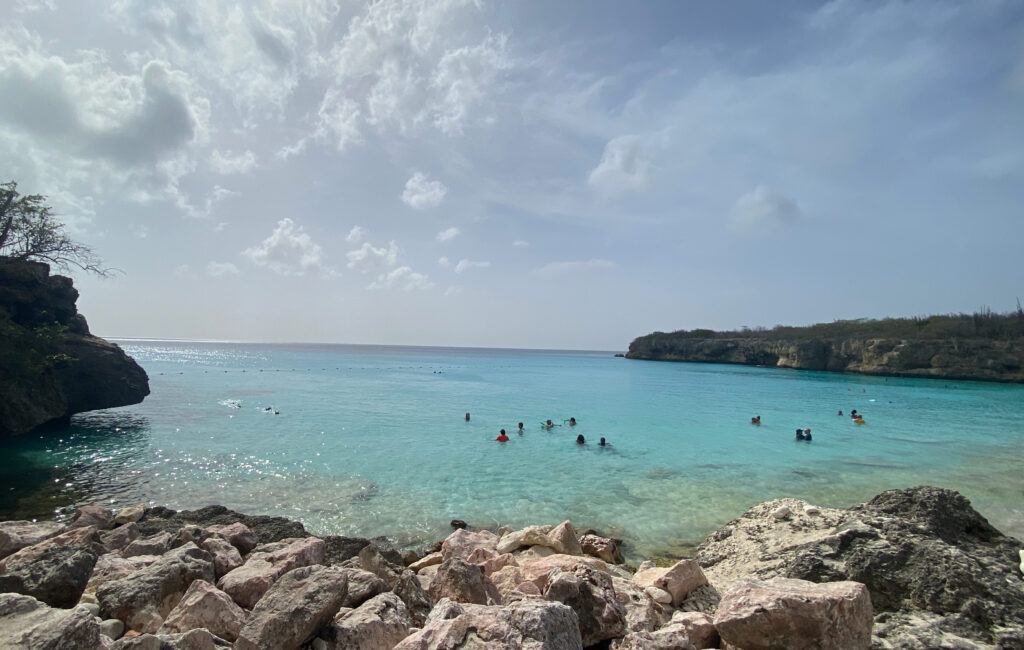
[626, 314, 1024, 383]
[0, 486, 1020, 649]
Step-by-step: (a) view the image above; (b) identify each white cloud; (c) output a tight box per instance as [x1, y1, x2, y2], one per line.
[173, 263, 194, 278]
[368, 266, 434, 291]
[729, 185, 802, 234]
[214, 221, 228, 232]
[346, 240, 398, 274]
[210, 149, 257, 174]
[401, 172, 447, 209]
[345, 225, 366, 243]
[206, 261, 240, 277]
[536, 259, 616, 274]
[436, 226, 460, 241]
[512, 239, 529, 247]
[454, 258, 490, 273]
[588, 135, 653, 194]
[242, 217, 332, 276]
[438, 256, 451, 267]
[444, 285, 463, 296]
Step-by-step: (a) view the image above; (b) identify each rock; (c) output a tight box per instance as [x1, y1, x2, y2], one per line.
[393, 598, 583, 650]
[579, 534, 621, 564]
[440, 528, 499, 561]
[157, 579, 246, 642]
[450, 519, 467, 529]
[318, 592, 412, 650]
[322, 535, 373, 566]
[97, 542, 215, 633]
[393, 569, 434, 628]
[0, 525, 101, 571]
[496, 525, 553, 554]
[339, 568, 388, 608]
[611, 623, 692, 650]
[137, 505, 305, 544]
[70, 507, 113, 532]
[0, 593, 101, 649]
[610, 576, 667, 634]
[632, 565, 668, 589]
[520, 553, 609, 591]
[488, 565, 527, 600]
[409, 551, 442, 572]
[670, 611, 719, 649]
[358, 543, 403, 586]
[1019, 549, 1023, 576]
[427, 556, 500, 605]
[115, 505, 146, 526]
[513, 545, 556, 563]
[547, 521, 583, 556]
[100, 522, 140, 552]
[645, 586, 672, 604]
[199, 537, 242, 580]
[204, 522, 258, 555]
[543, 563, 627, 646]
[804, 505, 821, 516]
[81, 602, 101, 616]
[216, 536, 324, 609]
[0, 521, 65, 560]
[122, 531, 174, 558]
[0, 543, 98, 608]
[84, 553, 159, 600]
[234, 565, 350, 650]
[100, 618, 126, 640]
[172, 526, 207, 548]
[109, 628, 222, 649]
[714, 577, 873, 650]
[657, 558, 709, 606]
[771, 505, 791, 520]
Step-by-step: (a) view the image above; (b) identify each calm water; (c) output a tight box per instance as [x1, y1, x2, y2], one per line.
[2, 341, 1023, 558]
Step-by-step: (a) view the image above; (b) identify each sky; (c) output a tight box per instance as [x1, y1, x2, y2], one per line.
[2, 0, 1023, 350]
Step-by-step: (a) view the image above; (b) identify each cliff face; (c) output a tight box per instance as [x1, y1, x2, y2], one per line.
[0, 259, 150, 436]
[626, 335, 1024, 382]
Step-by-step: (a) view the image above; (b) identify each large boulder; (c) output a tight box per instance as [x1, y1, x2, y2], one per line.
[317, 592, 413, 650]
[157, 579, 247, 642]
[69, 506, 115, 531]
[543, 563, 627, 647]
[713, 577, 873, 650]
[204, 523, 258, 555]
[357, 544, 432, 626]
[83, 553, 159, 601]
[100, 522, 140, 553]
[338, 568, 389, 608]
[109, 628, 223, 649]
[0, 543, 98, 608]
[393, 598, 583, 650]
[427, 556, 500, 605]
[547, 521, 583, 556]
[0, 521, 65, 560]
[122, 531, 174, 558]
[234, 565, 350, 650]
[579, 534, 621, 564]
[137, 505, 305, 543]
[114, 505, 146, 526]
[0, 525, 101, 571]
[216, 536, 324, 609]
[441, 528, 499, 561]
[633, 559, 708, 606]
[0, 593, 101, 649]
[521, 554, 609, 591]
[496, 525, 554, 554]
[199, 538, 242, 580]
[610, 576, 668, 635]
[97, 542, 215, 633]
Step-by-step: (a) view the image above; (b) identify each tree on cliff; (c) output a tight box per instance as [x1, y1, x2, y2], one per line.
[0, 180, 112, 276]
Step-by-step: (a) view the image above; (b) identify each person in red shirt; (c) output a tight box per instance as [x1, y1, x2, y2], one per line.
[495, 429, 509, 442]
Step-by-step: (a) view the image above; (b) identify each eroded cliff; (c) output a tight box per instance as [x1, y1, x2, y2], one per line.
[0, 259, 149, 436]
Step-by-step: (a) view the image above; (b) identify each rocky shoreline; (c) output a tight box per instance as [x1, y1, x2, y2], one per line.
[0, 486, 1021, 649]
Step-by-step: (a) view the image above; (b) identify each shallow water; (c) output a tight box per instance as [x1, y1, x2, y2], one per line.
[2, 341, 1022, 557]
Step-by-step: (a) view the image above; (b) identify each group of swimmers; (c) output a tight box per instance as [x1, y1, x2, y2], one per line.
[486, 415, 611, 447]
[748, 407, 869, 443]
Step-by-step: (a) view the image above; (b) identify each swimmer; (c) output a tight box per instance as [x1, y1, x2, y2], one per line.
[496, 429, 509, 442]
[576, 434, 585, 444]
[804, 428, 812, 441]
[751, 415, 761, 425]
[850, 410, 858, 419]
[568, 417, 577, 426]
[465, 413, 471, 422]
[517, 422, 524, 434]
[837, 410, 843, 416]
[544, 419, 556, 429]
[599, 437, 609, 447]
[796, 428, 805, 441]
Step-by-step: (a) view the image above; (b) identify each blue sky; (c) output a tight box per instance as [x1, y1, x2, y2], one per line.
[3, 0, 1022, 349]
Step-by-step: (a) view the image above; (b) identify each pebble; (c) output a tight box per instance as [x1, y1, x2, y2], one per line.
[771, 506, 791, 520]
[804, 505, 821, 516]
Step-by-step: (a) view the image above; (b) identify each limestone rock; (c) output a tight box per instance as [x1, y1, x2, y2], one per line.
[114, 505, 146, 525]
[100, 618, 126, 640]
[427, 556, 500, 605]
[804, 505, 821, 516]
[138, 505, 305, 544]
[409, 551, 442, 572]
[521, 553, 609, 591]
[109, 628, 222, 649]
[0, 543, 98, 608]
[611, 623, 692, 650]
[318, 592, 412, 650]
[216, 536, 324, 609]
[645, 586, 672, 604]
[611, 575, 667, 634]
[157, 579, 246, 642]
[97, 542, 215, 633]
[339, 568, 388, 609]
[670, 611, 719, 649]
[440, 528, 499, 561]
[0, 525, 100, 571]
[488, 565, 527, 600]
[204, 522, 258, 555]
[771, 505, 791, 520]
[84, 553, 158, 600]
[199, 537, 242, 580]
[579, 534, 621, 564]
[393, 598, 583, 650]
[714, 577, 873, 650]
[69, 506, 115, 530]
[0, 521, 65, 560]
[100, 522, 140, 553]
[122, 531, 174, 558]
[657, 558, 709, 606]
[496, 525, 553, 554]
[0, 593, 101, 650]
[547, 521, 583, 556]
[234, 565, 350, 650]
[172, 526, 207, 549]
[543, 563, 627, 646]
[357, 544, 432, 626]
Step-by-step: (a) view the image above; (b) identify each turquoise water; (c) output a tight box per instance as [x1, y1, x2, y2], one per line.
[2, 341, 1023, 557]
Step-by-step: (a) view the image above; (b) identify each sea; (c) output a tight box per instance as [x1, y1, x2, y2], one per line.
[2, 340, 1022, 559]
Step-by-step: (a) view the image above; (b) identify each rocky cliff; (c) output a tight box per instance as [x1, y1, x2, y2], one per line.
[0, 258, 149, 437]
[626, 335, 1024, 382]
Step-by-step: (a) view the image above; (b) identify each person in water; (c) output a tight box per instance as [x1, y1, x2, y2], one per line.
[517, 422, 524, 434]
[576, 434, 585, 444]
[544, 419, 555, 429]
[804, 428, 812, 441]
[496, 429, 509, 442]
[795, 428, 805, 440]
[837, 410, 843, 416]
[465, 412, 471, 422]
[568, 417, 577, 426]
[599, 437, 608, 447]
[850, 410, 858, 419]
[751, 415, 761, 425]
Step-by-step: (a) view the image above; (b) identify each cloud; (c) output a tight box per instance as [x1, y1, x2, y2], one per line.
[401, 172, 447, 209]
[436, 226, 460, 241]
[454, 259, 490, 273]
[444, 285, 463, 296]
[536, 259, 616, 274]
[729, 185, 802, 234]
[438, 256, 451, 267]
[346, 240, 398, 274]
[173, 263, 194, 278]
[211, 149, 257, 174]
[368, 266, 434, 291]
[588, 135, 653, 194]
[242, 217, 332, 276]
[512, 239, 529, 247]
[206, 261, 240, 277]
[345, 225, 366, 243]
